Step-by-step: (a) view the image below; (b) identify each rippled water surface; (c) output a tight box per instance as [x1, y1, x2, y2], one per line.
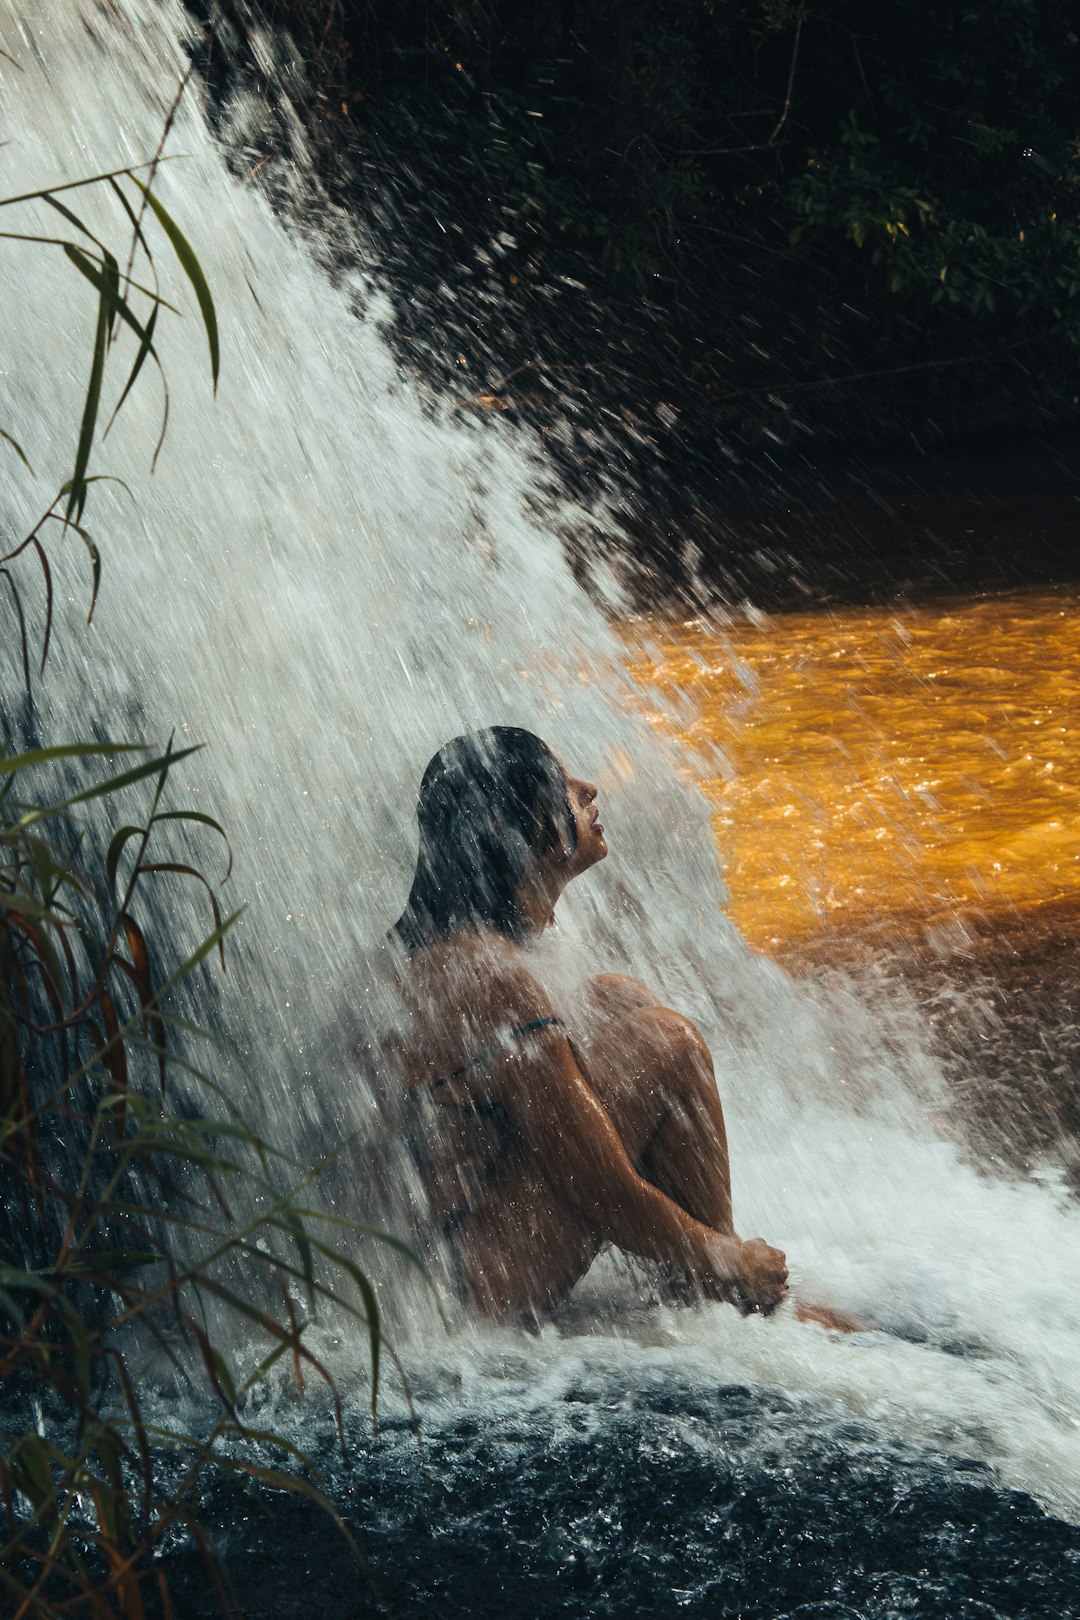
[162, 1356, 1080, 1620]
[630, 588, 1080, 950]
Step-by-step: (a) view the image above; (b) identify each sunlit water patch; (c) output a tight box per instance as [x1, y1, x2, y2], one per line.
[629, 589, 1080, 950]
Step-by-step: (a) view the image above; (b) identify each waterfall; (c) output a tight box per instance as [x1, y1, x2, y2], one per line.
[3, 0, 1079, 1528]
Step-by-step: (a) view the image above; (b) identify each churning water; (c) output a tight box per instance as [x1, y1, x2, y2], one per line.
[3, 4, 1079, 1612]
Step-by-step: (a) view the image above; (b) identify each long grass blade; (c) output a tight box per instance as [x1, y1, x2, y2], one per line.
[62, 242, 156, 352]
[0, 426, 34, 472]
[140, 862, 225, 965]
[30, 538, 53, 674]
[63, 247, 114, 524]
[105, 298, 159, 437]
[0, 233, 181, 309]
[151, 809, 233, 880]
[117, 912, 165, 1092]
[98, 990, 128, 1141]
[42, 190, 105, 251]
[0, 741, 143, 777]
[106, 825, 146, 902]
[1, 568, 32, 690]
[42, 512, 104, 622]
[0, 157, 180, 210]
[107, 175, 156, 282]
[132, 179, 219, 390]
[57, 472, 134, 503]
[10, 745, 202, 831]
[305, 1235, 383, 1422]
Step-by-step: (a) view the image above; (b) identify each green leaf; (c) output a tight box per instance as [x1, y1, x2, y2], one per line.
[304, 1235, 384, 1420]
[80, 1249, 161, 1273]
[132, 178, 219, 390]
[239, 1340, 291, 1396]
[152, 808, 233, 880]
[0, 1285, 28, 1330]
[284, 1204, 428, 1273]
[0, 158, 180, 211]
[26, 833, 64, 905]
[138, 903, 244, 1005]
[0, 889, 62, 922]
[61, 515, 103, 622]
[13, 1435, 56, 1530]
[0, 427, 33, 473]
[107, 173, 156, 274]
[105, 296, 160, 436]
[64, 245, 115, 523]
[10, 743, 203, 831]
[63, 241, 155, 353]
[43, 190, 104, 250]
[106, 823, 146, 901]
[0, 741, 142, 779]
[278, 1206, 316, 1308]
[57, 472, 134, 502]
[207, 1345, 238, 1406]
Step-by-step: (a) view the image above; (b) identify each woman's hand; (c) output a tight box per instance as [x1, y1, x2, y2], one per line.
[735, 1236, 789, 1311]
[705, 1234, 788, 1312]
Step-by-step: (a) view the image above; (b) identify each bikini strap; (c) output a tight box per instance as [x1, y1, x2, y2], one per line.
[513, 1016, 562, 1037]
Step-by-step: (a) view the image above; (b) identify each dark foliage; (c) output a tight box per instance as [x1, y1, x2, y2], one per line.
[194, 0, 1080, 598]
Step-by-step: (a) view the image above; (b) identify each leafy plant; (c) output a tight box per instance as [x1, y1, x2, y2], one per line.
[1, 60, 422, 1620]
[241, 0, 1080, 485]
[0, 740, 417, 1617]
[0, 74, 218, 692]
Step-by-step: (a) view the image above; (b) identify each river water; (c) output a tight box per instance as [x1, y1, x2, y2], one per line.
[630, 590, 1080, 952]
[3, 5, 1080, 1616]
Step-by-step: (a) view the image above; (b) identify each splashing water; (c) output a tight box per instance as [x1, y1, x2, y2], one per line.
[3, 0, 1080, 1552]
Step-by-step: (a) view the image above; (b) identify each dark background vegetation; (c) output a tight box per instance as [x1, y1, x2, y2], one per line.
[194, 0, 1080, 603]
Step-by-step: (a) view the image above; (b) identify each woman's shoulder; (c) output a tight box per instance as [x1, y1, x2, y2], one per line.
[408, 932, 555, 1029]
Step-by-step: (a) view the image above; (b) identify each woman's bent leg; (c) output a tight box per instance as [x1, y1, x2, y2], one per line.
[584, 1005, 734, 1234]
[447, 997, 737, 1316]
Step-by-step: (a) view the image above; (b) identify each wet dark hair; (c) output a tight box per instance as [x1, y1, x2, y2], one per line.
[391, 727, 576, 952]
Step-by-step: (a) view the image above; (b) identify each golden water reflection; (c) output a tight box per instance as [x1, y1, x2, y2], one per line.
[630, 588, 1080, 952]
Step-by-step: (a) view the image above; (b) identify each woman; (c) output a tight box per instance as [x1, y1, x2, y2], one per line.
[389, 726, 789, 1322]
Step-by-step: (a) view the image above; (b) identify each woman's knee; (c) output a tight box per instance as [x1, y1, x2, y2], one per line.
[584, 1001, 718, 1148]
[628, 1004, 712, 1073]
[582, 972, 662, 1026]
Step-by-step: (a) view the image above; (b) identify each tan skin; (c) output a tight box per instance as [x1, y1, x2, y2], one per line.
[396, 763, 860, 1330]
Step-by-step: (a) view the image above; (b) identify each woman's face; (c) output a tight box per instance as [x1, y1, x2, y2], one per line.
[563, 767, 608, 875]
